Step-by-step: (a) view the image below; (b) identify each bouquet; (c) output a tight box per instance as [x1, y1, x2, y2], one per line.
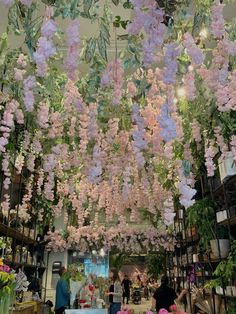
[0, 258, 16, 314]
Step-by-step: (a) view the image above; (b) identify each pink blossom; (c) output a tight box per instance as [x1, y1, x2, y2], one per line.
[17, 54, 27, 68]
[14, 68, 26, 81]
[127, 81, 137, 97]
[64, 20, 80, 81]
[41, 19, 57, 39]
[101, 59, 124, 105]
[15, 109, 24, 124]
[23, 75, 36, 112]
[37, 102, 49, 128]
[183, 33, 205, 66]
[211, 3, 225, 39]
[183, 72, 196, 100]
[205, 142, 216, 177]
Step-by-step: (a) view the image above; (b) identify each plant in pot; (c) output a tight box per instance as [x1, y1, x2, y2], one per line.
[185, 198, 230, 258]
[205, 240, 236, 296]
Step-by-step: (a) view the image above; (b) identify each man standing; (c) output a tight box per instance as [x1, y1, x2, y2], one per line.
[55, 267, 70, 314]
[121, 274, 131, 305]
[152, 275, 177, 312]
[152, 276, 188, 313]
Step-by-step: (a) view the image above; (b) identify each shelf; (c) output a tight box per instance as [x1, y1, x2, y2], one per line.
[218, 215, 236, 226]
[0, 222, 35, 244]
[4, 260, 46, 270]
[216, 293, 236, 299]
[213, 175, 236, 195]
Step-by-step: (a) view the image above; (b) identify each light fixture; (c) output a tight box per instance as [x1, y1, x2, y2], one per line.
[199, 28, 208, 40]
[173, 98, 178, 104]
[188, 65, 194, 72]
[100, 248, 105, 257]
[177, 87, 186, 98]
[92, 250, 97, 255]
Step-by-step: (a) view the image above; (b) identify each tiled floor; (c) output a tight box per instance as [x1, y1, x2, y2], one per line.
[124, 299, 152, 314]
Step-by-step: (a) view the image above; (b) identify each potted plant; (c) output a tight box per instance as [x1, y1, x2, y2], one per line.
[218, 152, 236, 182]
[205, 240, 236, 295]
[186, 198, 230, 258]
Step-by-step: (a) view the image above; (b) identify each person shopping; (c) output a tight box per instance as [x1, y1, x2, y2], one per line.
[152, 275, 187, 313]
[122, 274, 131, 304]
[55, 267, 70, 314]
[108, 272, 123, 314]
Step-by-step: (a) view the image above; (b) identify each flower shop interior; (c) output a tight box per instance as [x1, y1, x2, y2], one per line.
[1, 0, 236, 314]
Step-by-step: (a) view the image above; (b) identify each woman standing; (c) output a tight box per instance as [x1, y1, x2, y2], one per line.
[108, 272, 122, 314]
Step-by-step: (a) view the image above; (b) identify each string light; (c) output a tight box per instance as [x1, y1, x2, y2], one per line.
[188, 65, 194, 72]
[177, 87, 186, 98]
[173, 98, 178, 104]
[199, 28, 208, 40]
[100, 248, 105, 257]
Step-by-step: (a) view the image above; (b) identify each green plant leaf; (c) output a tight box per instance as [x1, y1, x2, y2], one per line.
[112, 0, 120, 5]
[84, 38, 97, 63]
[83, 0, 93, 18]
[100, 23, 110, 44]
[97, 35, 107, 61]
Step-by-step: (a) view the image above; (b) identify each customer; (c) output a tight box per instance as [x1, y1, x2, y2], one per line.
[152, 275, 177, 312]
[121, 274, 132, 304]
[55, 267, 70, 314]
[108, 271, 123, 314]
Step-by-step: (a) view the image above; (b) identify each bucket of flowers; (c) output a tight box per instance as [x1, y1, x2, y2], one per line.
[0, 258, 16, 314]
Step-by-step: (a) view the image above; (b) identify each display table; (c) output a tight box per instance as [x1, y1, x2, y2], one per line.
[13, 304, 35, 314]
[14, 301, 43, 314]
[65, 309, 108, 314]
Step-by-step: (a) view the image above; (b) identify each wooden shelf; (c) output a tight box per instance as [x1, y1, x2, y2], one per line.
[0, 222, 35, 244]
[4, 260, 46, 270]
[218, 215, 236, 226]
[213, 175, 236, 195]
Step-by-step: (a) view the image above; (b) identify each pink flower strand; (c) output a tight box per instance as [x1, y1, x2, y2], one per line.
[211, 3, 225, 39]
[64, 20, 80, 81]
[205, 142, 216, 177]
[101, 59, 124, 106]
[183, 33, 205, 66]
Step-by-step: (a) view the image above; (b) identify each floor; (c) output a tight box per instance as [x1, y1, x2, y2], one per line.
[124, 298, 152, 314]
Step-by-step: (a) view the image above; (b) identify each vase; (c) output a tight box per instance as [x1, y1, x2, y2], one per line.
[0, 294, 13, 314]
[218, 152, 236, 182]
[210, 239, 230, 259]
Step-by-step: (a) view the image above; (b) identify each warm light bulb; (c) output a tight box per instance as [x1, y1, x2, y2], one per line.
[200, 28, 208, 39]
[177, 87, 186, 98]
[188, 65, 194, 72]
[100, 248, 105, 257]
[92, 250, 97, 255]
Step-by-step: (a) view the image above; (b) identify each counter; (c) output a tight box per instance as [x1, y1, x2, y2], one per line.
[65, 309, 108, 314]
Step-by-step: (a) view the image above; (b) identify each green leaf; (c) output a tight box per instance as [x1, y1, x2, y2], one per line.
[100, 23, 110, 44]
[0, 33, 8, 66]
[112, 0, 120, 5]
[83, 0, 93, 18]
[70, 0, 80, 19]
[84, 38, 97, 63]
[97, 35, 107, 61]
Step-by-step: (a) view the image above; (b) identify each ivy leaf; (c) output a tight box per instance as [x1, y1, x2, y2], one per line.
[97, 35, 107, 61]
[83, 0, 93, 18]
[85, 38, 97, 63]
[70, 0, 80, 19]
[112, 0, 120, 5]
[100, 23, 110, 44]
